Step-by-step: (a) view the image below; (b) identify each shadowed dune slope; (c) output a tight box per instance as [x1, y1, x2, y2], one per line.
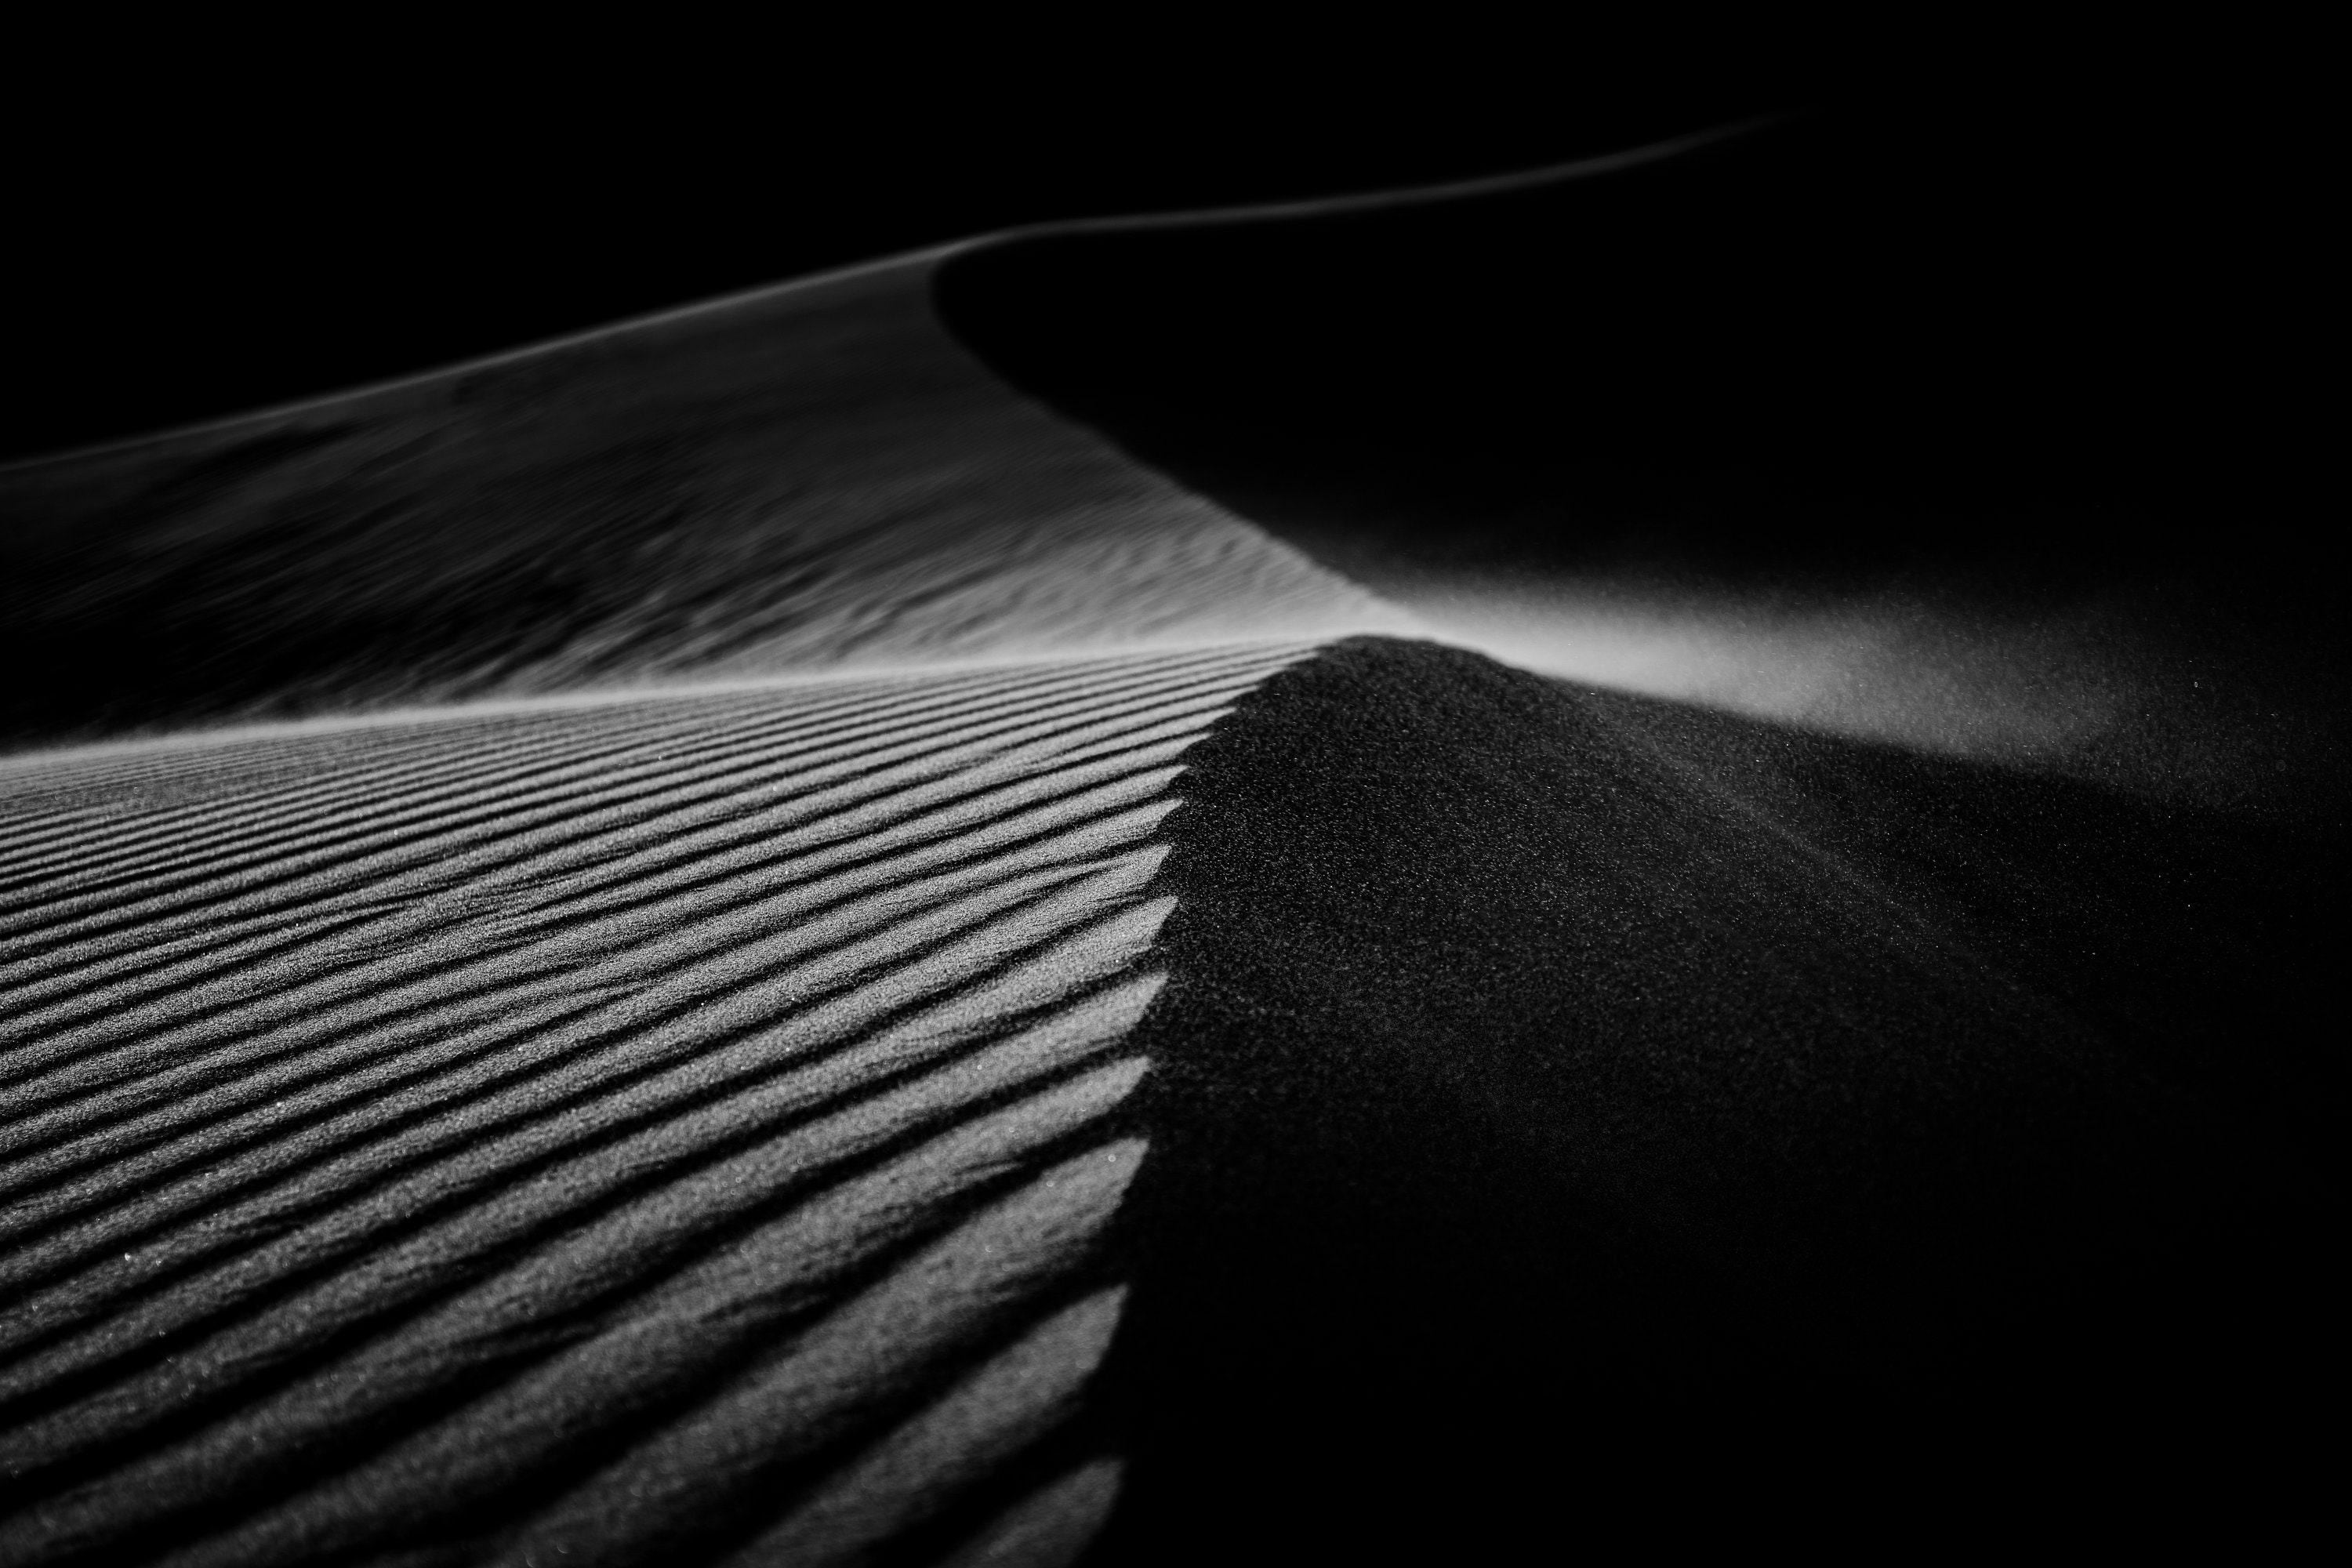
[1094, 636, 2336, 1559]
[938, 115, 2344, 814]
[0, 641, 1314, 1566]
[2, 631, 2332, 1561]
[0, 253, 1399, 753]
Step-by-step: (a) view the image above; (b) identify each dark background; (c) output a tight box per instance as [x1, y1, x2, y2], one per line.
[918, 48, 2338, 824]
[5, 24, 2316, 465]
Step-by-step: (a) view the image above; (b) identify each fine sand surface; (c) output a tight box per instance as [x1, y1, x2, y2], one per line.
[0, 642, 1312, 1565]
[1097, 637, 2335, 1560]
[0, 249, 1402, 753]
[0, 170, 1403, 1566]
[0, 634, 2332, 1559]
[3, 115, 2335, 1564]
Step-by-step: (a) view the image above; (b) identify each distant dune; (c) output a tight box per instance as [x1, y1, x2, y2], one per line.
[938, 116, 2343, 818]
[0, 252, 1402, 753]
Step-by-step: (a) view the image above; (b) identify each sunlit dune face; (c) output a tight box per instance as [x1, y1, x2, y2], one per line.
[0, 641, 1319, 1566]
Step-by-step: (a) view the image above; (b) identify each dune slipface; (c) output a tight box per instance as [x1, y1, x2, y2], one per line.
[1088, 635, 2335, 1560]
[935, 118, 2344, 818]
[0, 641, 1314, 1566]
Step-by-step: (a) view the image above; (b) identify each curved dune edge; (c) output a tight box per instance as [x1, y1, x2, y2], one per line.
[1087, 633, 2332, 1560]
[929, 118, 2344, 820]
[5, 633, 2331, 1561]
[0, 641, 1315, 1566]
[1, 122, 1756, 478]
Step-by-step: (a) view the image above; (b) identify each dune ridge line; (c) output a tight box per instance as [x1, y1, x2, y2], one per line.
[0, 641, 1317, 1566]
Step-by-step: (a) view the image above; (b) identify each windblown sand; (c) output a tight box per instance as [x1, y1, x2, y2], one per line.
[5, 122, 2329, 1564]
[0, 641, 1313, 1566]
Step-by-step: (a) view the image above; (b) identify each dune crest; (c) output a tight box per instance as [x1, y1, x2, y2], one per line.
[0, 253, 1405, 753]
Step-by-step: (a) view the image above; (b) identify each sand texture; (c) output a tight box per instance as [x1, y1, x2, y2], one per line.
[2, 112, 2332, 1563]
[0, 642, 1312, 1565]
[1085, 635, 2336, 1561]
[0, 253, 1399, 753]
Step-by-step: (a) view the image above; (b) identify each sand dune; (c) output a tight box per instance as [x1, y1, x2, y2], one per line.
[3, 111, 2330, 1565]
[0, 252, 1401, 753]
[0, 141, 1390, 1566]
[1087, 634, 2335, 1561]
[7, 630, 2316, 1563]
[0, 641, 1312, 1566]
[938, 117, 2343, 815]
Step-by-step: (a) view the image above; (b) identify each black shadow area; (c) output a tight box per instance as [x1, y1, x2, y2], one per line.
[937, 106, 2324, 604]
[1088, 637, 2334, 1561]
[937, 107, 2346, 819]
